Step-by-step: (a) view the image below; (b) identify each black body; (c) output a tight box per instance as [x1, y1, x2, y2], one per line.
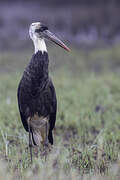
[17, 51, 57, 145]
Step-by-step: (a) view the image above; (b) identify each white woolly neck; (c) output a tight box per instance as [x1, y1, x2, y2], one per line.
[33, 38, 47, 54]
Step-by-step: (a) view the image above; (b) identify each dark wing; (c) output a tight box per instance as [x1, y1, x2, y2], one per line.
[47, 80, 57, 144]
[17, 77, 57, 145]
[17, 80, 29, 132]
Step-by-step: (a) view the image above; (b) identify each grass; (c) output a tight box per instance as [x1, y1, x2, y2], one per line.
[0, 45, 120, 179]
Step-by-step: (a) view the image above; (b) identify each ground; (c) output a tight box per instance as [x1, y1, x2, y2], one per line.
[0, 45, 120, 179]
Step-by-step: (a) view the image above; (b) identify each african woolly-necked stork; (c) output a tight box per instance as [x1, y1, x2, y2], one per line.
[17, 22, 70, 162]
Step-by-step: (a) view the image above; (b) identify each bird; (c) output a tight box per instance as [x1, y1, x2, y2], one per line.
[17, 22, 70, 162]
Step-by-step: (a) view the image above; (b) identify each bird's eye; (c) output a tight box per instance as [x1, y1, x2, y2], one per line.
[35, 26, 48, 33]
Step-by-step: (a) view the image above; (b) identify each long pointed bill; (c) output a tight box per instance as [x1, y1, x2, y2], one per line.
[43, 30, 70, 52]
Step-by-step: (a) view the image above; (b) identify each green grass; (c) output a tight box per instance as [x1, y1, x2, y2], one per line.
[0, 45, 120, 179]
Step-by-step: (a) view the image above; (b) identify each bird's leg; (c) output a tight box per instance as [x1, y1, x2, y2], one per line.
[27, 118, 33, 164]
[44, 121, 48, 160]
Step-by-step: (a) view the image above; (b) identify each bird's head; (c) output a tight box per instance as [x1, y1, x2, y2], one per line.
[29, 22, 70, 53]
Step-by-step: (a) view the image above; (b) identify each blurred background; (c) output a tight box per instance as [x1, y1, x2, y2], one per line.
[0, 1, 120, 179]
[0, 0, 120, 74]
[0, 0, 120, 47]
[0, 0, 120, 50]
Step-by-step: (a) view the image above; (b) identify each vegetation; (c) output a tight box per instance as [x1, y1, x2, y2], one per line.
[0, 45, 120, 179]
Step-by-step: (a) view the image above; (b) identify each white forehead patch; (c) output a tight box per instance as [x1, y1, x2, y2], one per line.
[29, 22, 41, 38]
[31, 22, 41, 26]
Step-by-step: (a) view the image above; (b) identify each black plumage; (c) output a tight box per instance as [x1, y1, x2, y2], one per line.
[17, 51, 57, 147]
[17, 22, 70, 162]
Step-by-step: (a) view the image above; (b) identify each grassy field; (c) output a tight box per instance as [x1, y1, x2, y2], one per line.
[0, 45, 120, 179]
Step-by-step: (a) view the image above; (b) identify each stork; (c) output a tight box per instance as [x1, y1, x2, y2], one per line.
[17, 22, 70, 162]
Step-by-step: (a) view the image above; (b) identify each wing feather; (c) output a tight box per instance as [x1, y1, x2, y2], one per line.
[17, 81, 29, 132]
